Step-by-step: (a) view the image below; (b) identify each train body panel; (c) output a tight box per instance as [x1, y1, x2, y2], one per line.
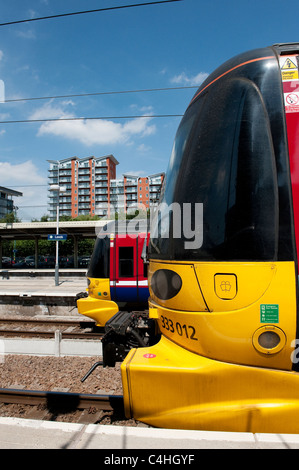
[109, 232, 149, 305]
[281, 56, 299, 255]
[77, 296, 119, 327]
[121, 336, 299, 433]
[148, 260, 296, 370]
[121, 43, 299, 433]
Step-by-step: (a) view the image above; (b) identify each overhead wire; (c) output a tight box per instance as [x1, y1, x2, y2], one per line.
[0, 114, 184, 125]
[3, 85, 197, 104]
[0, 1, 183, 27]
[0, 0, 193, 125]
[0, 86, 196, 123]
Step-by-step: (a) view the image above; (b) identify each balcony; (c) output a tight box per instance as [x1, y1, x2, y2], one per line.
[95, 198, 108, 203]
[78, 203, 90, 209]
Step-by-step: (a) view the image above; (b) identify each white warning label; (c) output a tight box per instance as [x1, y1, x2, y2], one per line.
[284, 92, 299, 113]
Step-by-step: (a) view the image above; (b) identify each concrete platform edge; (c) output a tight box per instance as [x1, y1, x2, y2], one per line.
[0, 416, 299, 449]
[0, 337, 102, 357]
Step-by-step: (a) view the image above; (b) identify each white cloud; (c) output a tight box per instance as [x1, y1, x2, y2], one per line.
[31, 101, 156, 146]
[0, 113, 10, 120]
[171, 72, 209, 86]
[0, 160, 47, 221]
[0, 160, 45, 185]
[38, 117, 156, 146]
[16, 30, 36, 39]
[123, 170, 145, 177]
[29, 100, 73, 121]
[137, 143, 151, 152]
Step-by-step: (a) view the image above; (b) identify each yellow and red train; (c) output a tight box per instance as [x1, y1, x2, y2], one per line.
[77, 220, 150, 327]
[77, 220, 159, 366]
[120, 43, 299, 433]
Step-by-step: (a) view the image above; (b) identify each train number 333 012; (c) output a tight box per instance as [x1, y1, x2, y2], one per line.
[160, 315, 198, 341]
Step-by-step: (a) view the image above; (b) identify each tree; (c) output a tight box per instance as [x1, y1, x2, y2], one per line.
[0, 213, 21, 223]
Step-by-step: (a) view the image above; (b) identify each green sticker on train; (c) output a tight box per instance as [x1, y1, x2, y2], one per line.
[260, 304, 279, 323]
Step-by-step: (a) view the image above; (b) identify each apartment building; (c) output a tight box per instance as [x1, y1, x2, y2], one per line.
[48, 156, 164, 219]
[0, 186, 23, 219]
[48, 155, 118, 219]
[110, 173, 164, 214]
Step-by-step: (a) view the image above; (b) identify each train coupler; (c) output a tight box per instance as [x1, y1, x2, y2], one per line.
[102, 310, 159, 367]
[75, 291, 88, 301]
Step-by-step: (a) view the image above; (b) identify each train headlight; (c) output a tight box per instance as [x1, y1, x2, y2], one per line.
[258, 331, 280, 349]
[252, 326, 286, 355]
[151, 269, 182, 300]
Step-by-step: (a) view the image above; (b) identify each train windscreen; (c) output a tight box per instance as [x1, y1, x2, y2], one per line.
[87, 236, 110, 278]
[149, 50, 295, 262]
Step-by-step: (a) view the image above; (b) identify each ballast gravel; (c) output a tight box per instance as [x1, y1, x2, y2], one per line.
[0, 355, 143, 426]
[0, 355, 123, 395]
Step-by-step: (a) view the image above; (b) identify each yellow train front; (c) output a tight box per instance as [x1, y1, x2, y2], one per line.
[77, 220, 149, 327]
[121, 43, 299, 433]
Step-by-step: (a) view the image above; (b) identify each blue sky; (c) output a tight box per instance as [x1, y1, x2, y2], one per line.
[0, 0, 299, 220]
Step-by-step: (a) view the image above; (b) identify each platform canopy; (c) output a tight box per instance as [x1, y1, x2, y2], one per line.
[0, 220, 107, 268]
[0, 220, 106, 240]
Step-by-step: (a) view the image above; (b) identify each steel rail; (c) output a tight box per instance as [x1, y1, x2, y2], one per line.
[0, 388, 124, 412]
[0, 317, 104, 339]
[0, 329, 103, 339]
[0, 317, 95, 326]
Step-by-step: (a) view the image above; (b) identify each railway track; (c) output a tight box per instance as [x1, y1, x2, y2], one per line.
[0, 317, 104, 340]
[0, 388, 126, 424]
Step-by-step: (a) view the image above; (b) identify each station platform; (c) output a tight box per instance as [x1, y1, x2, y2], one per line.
[0, 417, 299, 449]
[0, 268, 86, 290]
[0, 269, 87, 316]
